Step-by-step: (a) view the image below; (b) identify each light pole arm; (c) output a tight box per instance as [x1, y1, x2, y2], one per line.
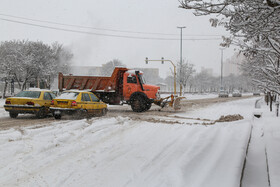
[145, 59, 176, 95]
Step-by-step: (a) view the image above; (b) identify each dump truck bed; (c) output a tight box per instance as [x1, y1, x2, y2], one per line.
[58, 67, 128, 92]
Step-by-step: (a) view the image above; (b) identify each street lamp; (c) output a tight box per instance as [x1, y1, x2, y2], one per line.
[177, 26, 186, 96]
[145, 57, 177, 95]
[220, 48, 225, 90]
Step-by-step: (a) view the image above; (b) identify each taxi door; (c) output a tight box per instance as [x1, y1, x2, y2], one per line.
[89, 93, 101, 114]
[81, 93, 92, 113]
[43, 92, 54, 107]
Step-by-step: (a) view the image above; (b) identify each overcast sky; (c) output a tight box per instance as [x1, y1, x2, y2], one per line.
[0, 0, 237, 78]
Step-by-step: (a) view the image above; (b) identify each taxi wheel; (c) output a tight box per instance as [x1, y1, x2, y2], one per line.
[36, 107, 47, 118]
[77, 110, 86, 118]
[9, 112, 18, 118]
[102, 108, 107, 116]
[54, 114, 61, 119]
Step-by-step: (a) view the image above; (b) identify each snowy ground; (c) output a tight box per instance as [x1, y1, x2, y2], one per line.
[161, 92, 253, 100]
[0, 95, 279, 187]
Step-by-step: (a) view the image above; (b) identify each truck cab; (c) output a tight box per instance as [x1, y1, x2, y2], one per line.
[123, 70, 160, 101]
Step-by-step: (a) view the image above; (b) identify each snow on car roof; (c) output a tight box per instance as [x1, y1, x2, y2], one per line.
[26, 88, 52, 92]
[56, 92, 79, 100]
[7, 97, 37, 99]
[63, 89, 92, 92]
[126, 70, 143, 75]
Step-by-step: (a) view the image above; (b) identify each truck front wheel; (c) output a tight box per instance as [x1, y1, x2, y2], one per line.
[130, 94, 151, 112]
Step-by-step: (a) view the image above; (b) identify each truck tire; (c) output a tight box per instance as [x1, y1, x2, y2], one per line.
[144, 103, 152, 111]
[9, 112, 18, 118]
[130, 93, 151, 112]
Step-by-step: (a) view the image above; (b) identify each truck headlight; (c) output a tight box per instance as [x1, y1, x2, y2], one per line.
[156, 92, 161, 100]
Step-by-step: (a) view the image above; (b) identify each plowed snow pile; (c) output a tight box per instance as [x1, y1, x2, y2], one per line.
[215, 114, 244, 122]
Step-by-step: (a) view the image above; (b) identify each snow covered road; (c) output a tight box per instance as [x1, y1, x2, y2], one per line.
[0, 97, 260, 187]
[0, 117, 252, 187]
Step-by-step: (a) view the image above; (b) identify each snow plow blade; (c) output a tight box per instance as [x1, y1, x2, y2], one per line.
[154, 95, 185, 110]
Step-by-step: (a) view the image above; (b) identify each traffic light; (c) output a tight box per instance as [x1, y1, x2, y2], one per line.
[145, 57, 148, 64]
[161, 57, 164, 64]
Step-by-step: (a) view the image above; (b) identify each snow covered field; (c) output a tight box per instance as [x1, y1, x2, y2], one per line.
[0, 96, 279, 187]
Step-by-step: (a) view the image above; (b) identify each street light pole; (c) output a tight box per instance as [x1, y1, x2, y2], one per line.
[177, 26, 186, 96]
[220, 48, 224, 89]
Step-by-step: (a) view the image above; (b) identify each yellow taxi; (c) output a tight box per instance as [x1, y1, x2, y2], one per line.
[4, 89, 56, 118]
[50, 90, 107, 119]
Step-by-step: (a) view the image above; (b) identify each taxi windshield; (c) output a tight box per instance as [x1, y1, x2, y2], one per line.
[15, 91, 41, 98]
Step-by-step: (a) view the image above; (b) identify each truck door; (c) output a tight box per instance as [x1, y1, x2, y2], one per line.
[123, 73, 139, 100]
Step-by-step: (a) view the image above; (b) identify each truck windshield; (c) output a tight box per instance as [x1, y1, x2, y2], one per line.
[138, 74, 146, 84]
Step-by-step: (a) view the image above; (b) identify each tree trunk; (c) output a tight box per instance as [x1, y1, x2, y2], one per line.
[269, 94, 273, 112]
[14, 74, 22, 89]
[21, 79, 28, 91]
[2, 78, 8, 99]
[265, 93, 269, 105]
[182, 85, 186, 96]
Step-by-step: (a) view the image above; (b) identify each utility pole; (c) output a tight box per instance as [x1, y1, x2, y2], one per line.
[220, 48, 224, 89]
[177, 26, 186, 96]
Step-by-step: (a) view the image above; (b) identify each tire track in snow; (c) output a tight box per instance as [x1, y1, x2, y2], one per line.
[241, 120, 270, 187]
[240, 123, 253, 187]
[12, 118, 138, 186]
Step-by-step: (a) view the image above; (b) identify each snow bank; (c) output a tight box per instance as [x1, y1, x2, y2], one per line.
[161, 93, 218, 100]
[262, 112, 280, 186]
[0, 99, 8, 118]
[185, 97, 260, 120]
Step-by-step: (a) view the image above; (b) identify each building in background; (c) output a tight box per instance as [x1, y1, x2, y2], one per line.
[133, 68, 160, 85]
[223, 61, 241, 76]
[223, 52, 245, 76]
[200, 67, 213, 77]
[156, 83, 167, 92]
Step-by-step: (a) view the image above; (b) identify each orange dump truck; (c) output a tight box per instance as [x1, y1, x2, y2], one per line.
[58, 67, 164, 112]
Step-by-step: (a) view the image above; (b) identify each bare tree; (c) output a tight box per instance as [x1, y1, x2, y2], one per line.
[101, 59, 125, 76]
[179, 0, 280, 101]
[0, 40, 73, 96]
[177, 59, 196, 95]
